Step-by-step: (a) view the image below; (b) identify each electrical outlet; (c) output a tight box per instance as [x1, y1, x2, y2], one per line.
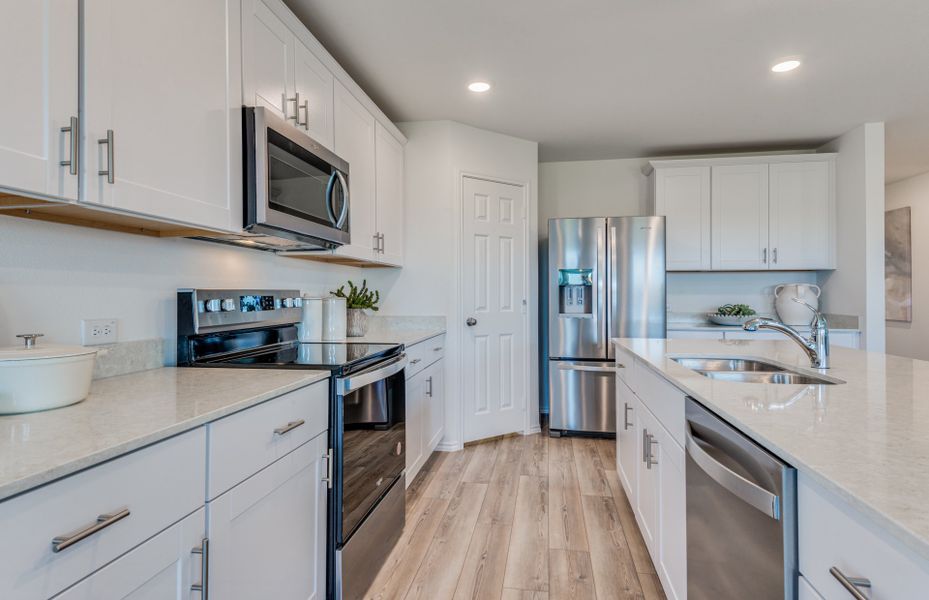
[82, 318, 118, 346]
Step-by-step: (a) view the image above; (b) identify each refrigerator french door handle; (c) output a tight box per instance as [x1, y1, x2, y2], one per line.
[597, 223, 608, 358]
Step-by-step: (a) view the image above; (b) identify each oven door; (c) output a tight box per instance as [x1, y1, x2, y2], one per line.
[244, 106, 351, 248]
[336, 354, 407, 544]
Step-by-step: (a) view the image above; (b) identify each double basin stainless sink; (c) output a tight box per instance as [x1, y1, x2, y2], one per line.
[671, 357, 844, 385]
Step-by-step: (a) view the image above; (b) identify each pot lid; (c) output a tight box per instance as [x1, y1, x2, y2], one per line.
[0, 334, 97, 361]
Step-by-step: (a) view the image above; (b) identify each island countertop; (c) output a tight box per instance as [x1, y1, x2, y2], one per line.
[614, 337, 929, 561]
[0, 367, 329, 502]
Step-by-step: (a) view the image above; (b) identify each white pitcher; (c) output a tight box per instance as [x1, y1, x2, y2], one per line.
[774, 283, 821, 325]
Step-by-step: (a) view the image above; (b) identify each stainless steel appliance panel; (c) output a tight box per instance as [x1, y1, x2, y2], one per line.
[337, 474, 405, 600]
[607, 217, 666, 359]
[548, 360, 615, 433]
[685, 398, 797, 600]
[548, 218, 607, 360]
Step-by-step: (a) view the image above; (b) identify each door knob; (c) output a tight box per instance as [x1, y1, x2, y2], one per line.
[466, 317, 477, 326]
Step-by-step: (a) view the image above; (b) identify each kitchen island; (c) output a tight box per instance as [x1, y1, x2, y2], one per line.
[614, 337, 929, 599]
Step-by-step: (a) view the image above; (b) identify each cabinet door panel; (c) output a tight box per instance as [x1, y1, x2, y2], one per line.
[636, 408, 659, 555]
[83, 0, 240, 231]
[655, 426, 686, 600]
[208, 434, 327, 600]
[616, 380, 638, 499]
[405, 372, 425, 484]
[711, 164, 769, 270]
[769, 161, 833, 269]
[0, 0, 78, 200]
[424, 360, 444, 452]
[333, 81, 377, 260]
[295, 41, 334, 150]
[654, 167, 711, 270]
[375, 122, 405, 266]
[53, 509, 204, 600]
[243, 0, 294, 121]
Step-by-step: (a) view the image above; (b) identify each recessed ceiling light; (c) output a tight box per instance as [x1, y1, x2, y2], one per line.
[468, 81, 491, 93]
[771, 60, 801, 73]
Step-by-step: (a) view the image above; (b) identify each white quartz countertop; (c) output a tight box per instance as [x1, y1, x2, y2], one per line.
[614, 337, 929, 561]
[347, 328, 445, 347]
[667, 322, 860, 333]
[0, 367, 328, 502]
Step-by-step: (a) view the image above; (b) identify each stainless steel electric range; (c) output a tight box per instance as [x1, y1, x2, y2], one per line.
[177, 289, 406, 600]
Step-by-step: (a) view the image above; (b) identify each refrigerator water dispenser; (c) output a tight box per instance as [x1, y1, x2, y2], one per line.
[558, 269, 593, 316]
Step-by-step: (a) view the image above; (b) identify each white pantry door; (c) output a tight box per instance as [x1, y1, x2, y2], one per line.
[461, 176, 527, 442]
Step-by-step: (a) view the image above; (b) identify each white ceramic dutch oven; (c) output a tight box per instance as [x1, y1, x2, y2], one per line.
[0, 334, 97, 415]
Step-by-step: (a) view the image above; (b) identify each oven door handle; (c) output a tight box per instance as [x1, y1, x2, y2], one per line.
[337, 354, 407, 395]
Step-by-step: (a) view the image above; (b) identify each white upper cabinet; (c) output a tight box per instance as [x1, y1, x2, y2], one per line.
[0, 0, 78, 201]
[769, 161, 834, 269]
[295, 41, 335, 150]
[82, 0, 241, 231]
[375, 122, 405, 266]
[652, 166, 711, 270]
[649, 155, 835, 271]
[242, 0, 294, 122]
[242, 0, 335, 150]
[334, 80, 378, 260]
[711, 164, 769, 270]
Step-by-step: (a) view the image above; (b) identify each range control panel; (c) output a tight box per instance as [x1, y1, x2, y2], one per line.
[178, 289, 303, 334]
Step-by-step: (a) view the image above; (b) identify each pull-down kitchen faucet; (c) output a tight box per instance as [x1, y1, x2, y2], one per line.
[743, 298, 830, 369]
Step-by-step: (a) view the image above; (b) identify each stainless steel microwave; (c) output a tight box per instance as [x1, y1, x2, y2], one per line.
[243, 106, 350, 250]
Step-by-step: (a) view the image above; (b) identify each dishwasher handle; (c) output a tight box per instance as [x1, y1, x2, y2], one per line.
[685, 421, 781, 520]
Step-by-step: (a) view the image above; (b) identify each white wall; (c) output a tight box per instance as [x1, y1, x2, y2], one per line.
[817, 122, 886, 351]
[0, 215, 361, 362]
[367, 120, 540, 448]
[886, 170, 929, 359]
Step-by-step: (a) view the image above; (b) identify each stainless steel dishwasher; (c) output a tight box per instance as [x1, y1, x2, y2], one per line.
[685, 398, 797, 599]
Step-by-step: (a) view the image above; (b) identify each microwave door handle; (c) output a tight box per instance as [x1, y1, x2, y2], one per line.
[334, 170, 349, 229]
[325, 171, 339, 226]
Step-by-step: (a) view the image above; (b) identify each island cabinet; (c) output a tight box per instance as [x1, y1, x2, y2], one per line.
[405, 335, 447, 484]
[647, 154, 835, 272]
[798, 473, 929, 600]
[614, 346, 687, 600]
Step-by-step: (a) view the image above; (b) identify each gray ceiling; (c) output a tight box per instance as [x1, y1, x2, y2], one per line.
[284, 0, 929, 183]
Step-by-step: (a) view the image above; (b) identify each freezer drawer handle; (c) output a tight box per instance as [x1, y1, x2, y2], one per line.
[829, 567, 871, 600]
[685, 422, 781, 520]
[557, 364, 616, 373]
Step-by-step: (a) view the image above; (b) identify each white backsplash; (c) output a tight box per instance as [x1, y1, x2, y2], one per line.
[667, 271, 820, 317]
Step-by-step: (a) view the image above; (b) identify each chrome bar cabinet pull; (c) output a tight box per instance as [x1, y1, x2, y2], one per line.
[191, 538, 209, 598]
[426, 376, 433, 397]
[762, 247, 768, 264]
[646, 434, 658, 469]
[373, 233, 380, 251]
[98, 129, 114, 184]
[322, 448, 333, 489]
[300, 99, 309, 129]
[51, 507, 130, 552]
[273, 419, 305, 435]
[623, 403, 633, 430]
[829, 566, 871, 600]
[60, 116, 78, 175]
[287, 92, 301, 122]
[642, 428, 650, 464]
[773, 247, 778, 264]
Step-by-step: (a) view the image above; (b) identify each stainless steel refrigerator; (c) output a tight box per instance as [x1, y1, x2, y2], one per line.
[547, 216, 666, 435]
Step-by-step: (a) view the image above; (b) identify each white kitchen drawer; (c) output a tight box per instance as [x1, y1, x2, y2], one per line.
[799, 473, 929, 599]
[0, 428, 206, 600]
[633, 359, 686, 447]
[405, 334, 445, 379]
[53, 508, 205, 600]
[615, 345, 636, 384]
[208, 380, 328, 499]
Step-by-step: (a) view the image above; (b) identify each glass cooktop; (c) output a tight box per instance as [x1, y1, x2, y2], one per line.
[205, 341, 399, 371]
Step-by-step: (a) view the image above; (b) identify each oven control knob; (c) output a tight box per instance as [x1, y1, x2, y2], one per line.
[282, 297, 295, 308]
[221, 298, 236, 312]
[204, 299, 222, 312]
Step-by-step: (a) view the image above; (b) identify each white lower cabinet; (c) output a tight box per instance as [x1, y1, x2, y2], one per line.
[798, 575, 825, 600]
[54, 508, 205, 600]
[405, 337, 446, 485]
[208, 432, 328, 600]
[423, 360, 445, 452]
[405, 370, 425, 484]
[617, 356, 687, 600]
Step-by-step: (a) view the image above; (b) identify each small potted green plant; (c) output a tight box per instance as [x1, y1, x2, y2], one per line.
[331, 279, 380, 337]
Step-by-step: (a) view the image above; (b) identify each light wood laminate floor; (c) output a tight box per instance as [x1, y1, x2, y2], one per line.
[365, 434, 667, 600]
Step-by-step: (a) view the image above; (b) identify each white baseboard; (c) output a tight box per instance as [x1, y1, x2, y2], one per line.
[436, 440, 464, 452]
[525, 424, 542, 435]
